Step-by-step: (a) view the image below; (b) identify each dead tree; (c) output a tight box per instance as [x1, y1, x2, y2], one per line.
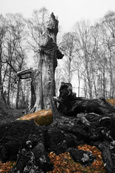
[34, 12, 63, 111]
[16, 13, 63, 112]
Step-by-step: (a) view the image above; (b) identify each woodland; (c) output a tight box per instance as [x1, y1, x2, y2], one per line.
[0, 7, 115, 173]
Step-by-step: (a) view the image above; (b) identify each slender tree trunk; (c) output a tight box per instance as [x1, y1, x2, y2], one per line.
[31, 79, 36, 109]
[84, 54, 92, 99]
[7, 67, 11, 106]
[0, 45, 6, 114]
[67, 57, 71, 83]
[102, 67, 106, 98]
[0, 53, 3, 102]
[109, 68, 114, 98]
[84, 77, 87, 97]
[93, 79, 98, 98]
[108, 49, 114, 98]
[0, 52, 2, 97]
[77, 69, 81, 97]
[16, 78, 20, 109]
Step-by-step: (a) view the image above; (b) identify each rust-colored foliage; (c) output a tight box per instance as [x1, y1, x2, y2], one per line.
[0, 161, 16, 173]
[48, 145, 106, 173]
[0, 145, 106, 173]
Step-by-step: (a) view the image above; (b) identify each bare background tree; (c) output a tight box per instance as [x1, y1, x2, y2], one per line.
[0, 9, 115, 115]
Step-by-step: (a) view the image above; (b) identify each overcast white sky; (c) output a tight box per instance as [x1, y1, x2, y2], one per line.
[0, 0, 115, 32]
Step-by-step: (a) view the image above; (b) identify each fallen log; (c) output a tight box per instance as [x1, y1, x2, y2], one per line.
[56, 85, 115, 117]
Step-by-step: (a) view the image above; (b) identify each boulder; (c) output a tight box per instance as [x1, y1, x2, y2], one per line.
[18, 109, 52, 126]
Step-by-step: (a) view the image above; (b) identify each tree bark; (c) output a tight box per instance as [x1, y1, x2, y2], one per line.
[16, 13, 63, 112]
[29, 13, 63, 112]
[16, 78, 20, 109]
[0, 44, 6, 115]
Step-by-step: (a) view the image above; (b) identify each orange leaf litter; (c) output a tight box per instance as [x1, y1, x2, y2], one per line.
[0, 145, 106, 173]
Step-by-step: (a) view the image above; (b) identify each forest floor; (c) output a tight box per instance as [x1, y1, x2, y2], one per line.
[0, 108, 25, 123]
[0, 107, 107, 173]
[9, 108, 25, 120]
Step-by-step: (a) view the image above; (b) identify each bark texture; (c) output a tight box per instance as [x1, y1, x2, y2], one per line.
[35, 12, 63, 110]
[16, 13, 63, 112]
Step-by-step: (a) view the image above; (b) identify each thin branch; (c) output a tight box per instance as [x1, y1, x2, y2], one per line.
[2, 60, 17, 73]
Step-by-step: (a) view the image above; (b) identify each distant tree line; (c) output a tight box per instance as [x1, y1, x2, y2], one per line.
[0, 8, 115, 110]
[58, 11, 115, 99]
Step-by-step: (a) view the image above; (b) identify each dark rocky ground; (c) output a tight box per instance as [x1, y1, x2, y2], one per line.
[0, 105, 115, 173]
[0, 83, 115, 172]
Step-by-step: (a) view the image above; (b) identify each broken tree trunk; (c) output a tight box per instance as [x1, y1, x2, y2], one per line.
[33, 12, 63, 111]
[16, 13, 63, 112]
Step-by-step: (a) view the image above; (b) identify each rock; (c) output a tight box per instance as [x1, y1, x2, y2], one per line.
[67, 148, 96, 166]
[34, 110, 52, 126]
[1, 82, 115, 173]
[17, 109, 53, 126]
[106, 99, 115, 106]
